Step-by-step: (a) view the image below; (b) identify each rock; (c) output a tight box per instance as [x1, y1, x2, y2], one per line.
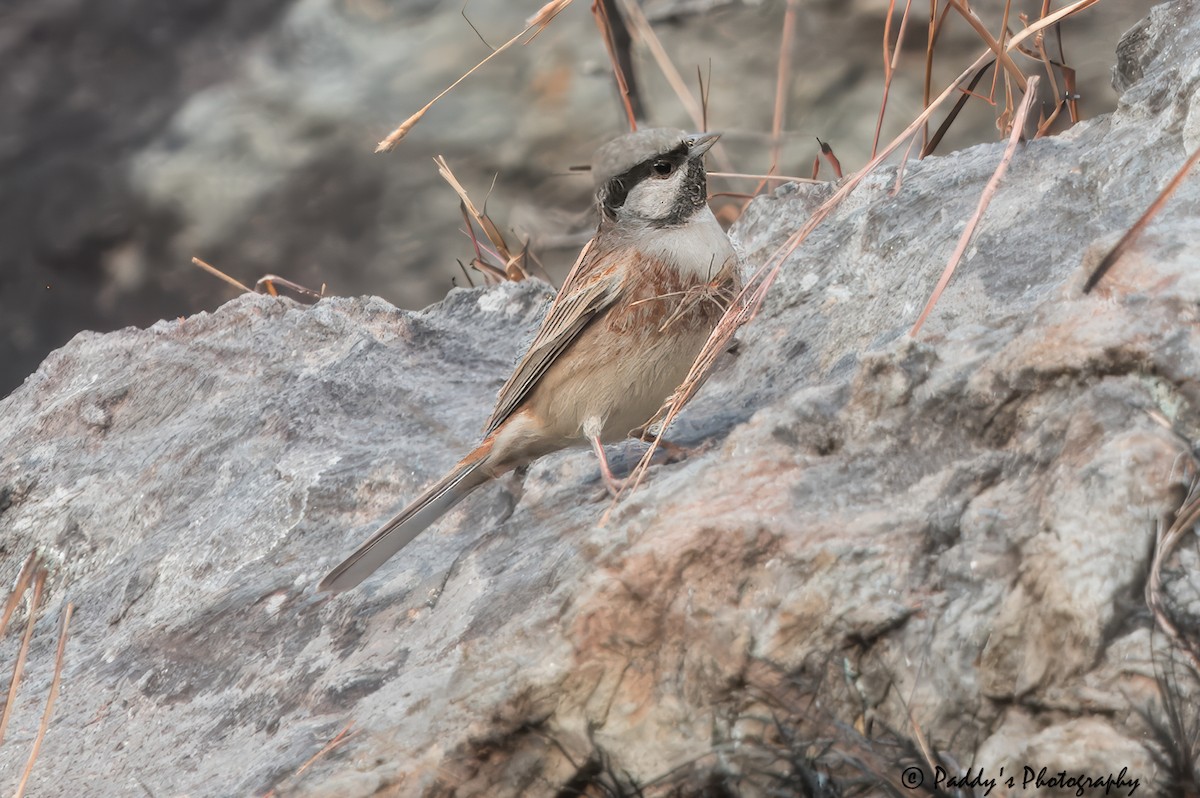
[2, 2, 1200, 796]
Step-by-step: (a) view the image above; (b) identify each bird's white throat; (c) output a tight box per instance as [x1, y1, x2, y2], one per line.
[638, 206, 737, 281]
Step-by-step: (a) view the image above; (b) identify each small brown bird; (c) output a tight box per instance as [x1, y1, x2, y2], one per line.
[320, 128, 741, 591]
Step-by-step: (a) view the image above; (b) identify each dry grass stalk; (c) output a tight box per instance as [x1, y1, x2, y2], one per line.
[458, 208, 510, 284]
[0, 565, 47, 745]
[891, 133, 922, 194]
[192, 256, 253, 294]
[628, 280, 738, 335]
[255, 275, 326, 300]
[606, 49, 1000, 510]
[708, 171, 822, 186]
[261, 722, 358, 798]
[946, 0, 1028, 92]
[192, 257, 324, 302]
[1147, 475, 1200, 672]
[987, 0, 1015, 101]
[1008, 0, 1102, 49]
[592, 0, 638, 131]
[921, 59, 992, 157]
[921, 1, 954, 149]
[910, 75, 1039, 337]
[1, 552, 39, 640]
[375, 0, 575, 153]
[612, 0, 734, 174]
[1031, 20, 1059, 101]
[612, 0, 700, 127]
[434, 155, 529, 282]
[1024, 5, 1077, 137]
[872, 0, 916, 159]
[770, 0, 801, 171]
[1083, 142, 1200, 293]
[13, 602, 73, 798]
[1062, 64, 1079, 123]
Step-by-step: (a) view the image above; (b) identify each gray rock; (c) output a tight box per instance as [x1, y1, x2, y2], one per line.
[2, 1, 1199, 796]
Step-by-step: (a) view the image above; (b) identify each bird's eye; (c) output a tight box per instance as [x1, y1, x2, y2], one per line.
[652, 160, 675, 177]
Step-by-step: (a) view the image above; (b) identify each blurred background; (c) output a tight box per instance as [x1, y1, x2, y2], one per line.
[0, 0, 1151, 397]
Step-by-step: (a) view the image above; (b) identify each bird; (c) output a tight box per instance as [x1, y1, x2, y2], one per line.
[320, 127, 742, 592]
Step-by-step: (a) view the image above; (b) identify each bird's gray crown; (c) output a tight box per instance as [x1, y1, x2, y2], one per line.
[591, 127, 690, 188]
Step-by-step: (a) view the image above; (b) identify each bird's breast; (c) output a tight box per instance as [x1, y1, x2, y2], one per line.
[521, 211, 741, 445]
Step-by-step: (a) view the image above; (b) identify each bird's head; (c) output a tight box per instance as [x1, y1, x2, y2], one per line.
[592, 128, 719, 228]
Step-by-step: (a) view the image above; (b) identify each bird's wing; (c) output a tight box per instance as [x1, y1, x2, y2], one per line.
[484, 237, 626, 436]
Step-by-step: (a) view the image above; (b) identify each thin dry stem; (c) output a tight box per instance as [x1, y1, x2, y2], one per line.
[435, 155, 528, 281]
[770, 0, 801, 171]
[0, 566, 47, 745]
[294, 722, 357, 780]
[261, 722, 358, 798]
[613, 0, 698, 125]
[921, 59, 993, 157]
[910, 75, 1039, 336]
[193, 258, 322, 301]
[1, 552, 39, 640]
[592, 0, 638, 131]
[461, 5, 495, 51]
[874, 0, 898, 160]
[921, 1, 954, 150]
[658, 282, 739, 333]
[436, 155, 498, 250]
[1034, 98, 1065, 138]
[891, 133, 923, 195]
[1063, 64, 1080, 124]
[946, 0, 1027, 92]
[1006, 0, 1101, 51]
[375, 0, 574, 152]
[255, 275, 325, 300]
[872, 0, 915, 158]
[13, 603, 73, 798]
[192, 256, 253, 294]
[708, 171, 822, 185]
[613, 0, 735, 174]
[1083, 142, 1200, 293]
[1147, 473, 1200, 672]
[524, 0, 573, 41]
[987, 0, 1014, 100]
[996, 70, 1015, 135]
[1033, 25, 1061, 104]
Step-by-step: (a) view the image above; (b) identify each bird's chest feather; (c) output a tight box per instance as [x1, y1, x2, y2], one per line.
[605, 216, 740, 338]
[528, 210, 740, 441]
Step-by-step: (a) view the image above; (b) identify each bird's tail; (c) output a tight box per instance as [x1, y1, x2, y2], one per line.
[319, 440, 494, 592]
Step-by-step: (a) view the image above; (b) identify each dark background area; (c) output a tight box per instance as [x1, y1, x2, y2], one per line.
[0, 0, 1151, 398]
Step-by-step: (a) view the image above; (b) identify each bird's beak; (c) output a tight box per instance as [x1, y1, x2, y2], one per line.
[687, 132, 721, 159]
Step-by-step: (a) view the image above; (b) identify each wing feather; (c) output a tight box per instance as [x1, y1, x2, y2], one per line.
[484, 238, 624, 436]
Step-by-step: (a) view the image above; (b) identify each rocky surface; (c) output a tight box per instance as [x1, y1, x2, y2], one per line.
[0, 0, 1151, 396]
[2, 1, 1199, 796]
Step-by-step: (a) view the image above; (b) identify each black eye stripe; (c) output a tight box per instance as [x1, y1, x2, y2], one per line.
[600, 141, 690, 217]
